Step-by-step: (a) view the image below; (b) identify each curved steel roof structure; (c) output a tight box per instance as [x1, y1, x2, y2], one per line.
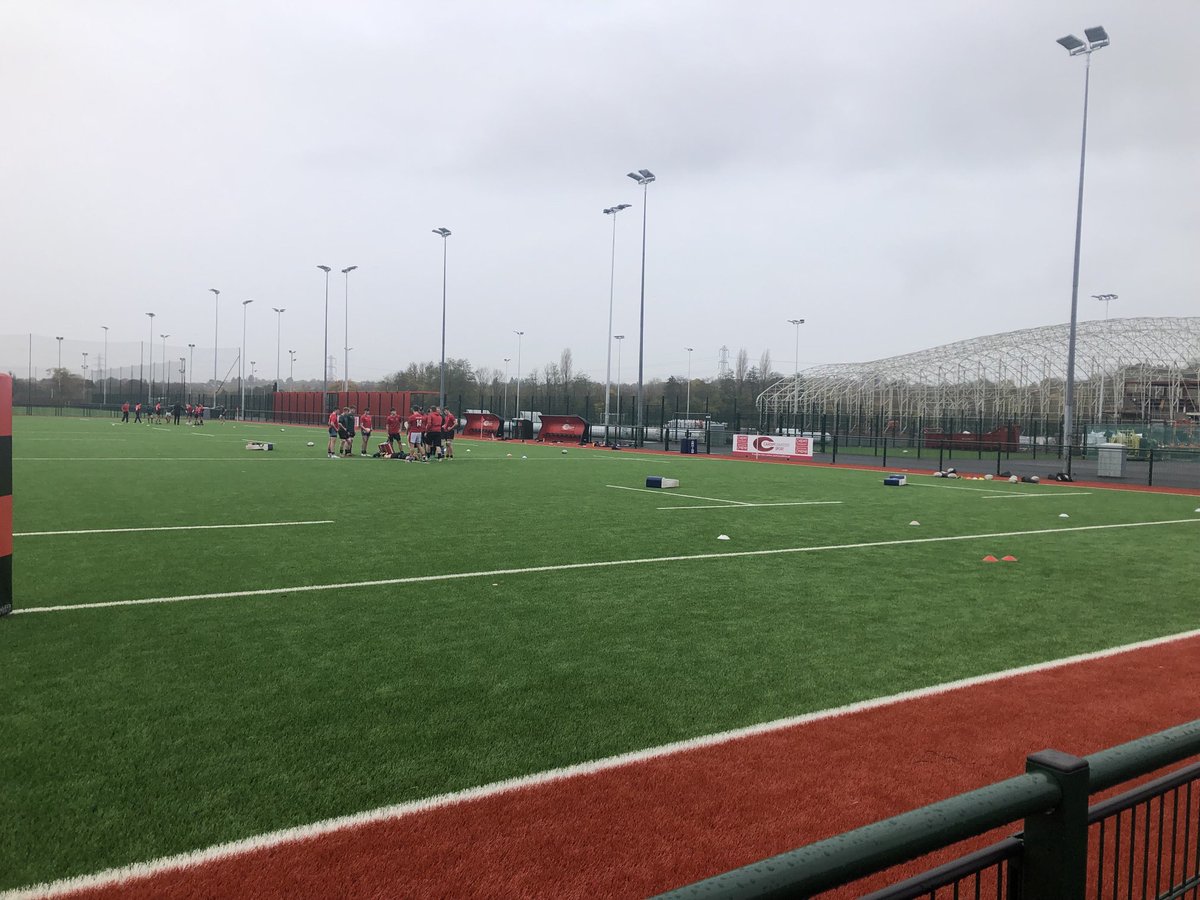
[759, 317, 1200, 425]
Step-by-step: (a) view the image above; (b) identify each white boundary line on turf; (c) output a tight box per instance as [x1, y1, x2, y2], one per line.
[981, 492, 1093, 500]
[907, 482, 1014, 494]
[606, 484, 751, 505]
[657, 501, 844, 511]
[12, 517, 1200, 615]
[8, 627, 1200, 900]
[15, 520, 335, 538]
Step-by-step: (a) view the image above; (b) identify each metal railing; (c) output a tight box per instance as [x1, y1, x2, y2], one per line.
[657, 719, 1200, 899]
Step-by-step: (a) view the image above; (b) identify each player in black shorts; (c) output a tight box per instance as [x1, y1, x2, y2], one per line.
[337, 407, 355, 457]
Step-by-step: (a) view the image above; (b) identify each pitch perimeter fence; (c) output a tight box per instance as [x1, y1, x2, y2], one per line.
[659, 718, 1200, 899]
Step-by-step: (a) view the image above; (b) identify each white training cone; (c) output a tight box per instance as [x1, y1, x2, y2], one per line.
[909, 521, 920, 526]
[717, 534, 730, 541]
[1059, 513, 1070, 518]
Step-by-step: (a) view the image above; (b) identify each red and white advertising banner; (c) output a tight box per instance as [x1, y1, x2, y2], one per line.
[732, 434, 813, 458]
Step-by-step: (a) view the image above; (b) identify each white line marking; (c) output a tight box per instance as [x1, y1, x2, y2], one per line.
[8, 627, 1200, 900]
[606, 484, 750, 505]
[13, 518, 1199, 615]
[981, 492, 1093, 500]
[15, 520, 335, 538]
[907, 482, 1014, 494]
[656, 501, 844, 511]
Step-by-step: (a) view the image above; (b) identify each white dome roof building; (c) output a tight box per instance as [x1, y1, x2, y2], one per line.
[758, 318, 1200, 431]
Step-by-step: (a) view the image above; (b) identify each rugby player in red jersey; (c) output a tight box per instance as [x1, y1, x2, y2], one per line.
[327, 408, 340, 458]
[385, 409, 402, 454]
[359, 408, 373, 457]
[441, 409, 457, 458]
[407, 407, 425, 461]
[426, 406, 444, 459]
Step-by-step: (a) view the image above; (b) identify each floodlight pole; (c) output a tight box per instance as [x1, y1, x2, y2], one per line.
[340, 266, 357, 392]
[272, 307, 286, 387]
[614, 335, 625, 432]
[788, 318, 805, 432]
[602, 203, 631, 444]
[101, 326, 109, 406]
[288, 349, 296, 383]
[514, 330, 524, 425]
[209, 289, 220, 407]
[433, 229, 451, 410]
[684, 347, 694, 420]
[145, 313, 155, 402]
[240, 299, 253, 420]
[1092, 293, 1117, 319]
[318, 266, 331, 409]
[187, 343, 195, 399]
[1059, 26, 1109, 461]
[626, 169, 655, 439]
[503, 357, 511, 421]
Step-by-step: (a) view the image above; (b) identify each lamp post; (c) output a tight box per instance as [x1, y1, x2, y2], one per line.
[514, 330, 524, 425]
[788, 318, 806, 432]
[1057, 25, 1110, 460]
[340, 266, 357, 392]
[82, 353, 89, 390]
[602, 203, 631, 444]
[1092, 293, 1117, 319]
[209, 289, 220, 407]
[144, 314, 156, 403]
[271, 306, 286, 387]
[55, 335, 63, 373]
[626, 168, 655, 436]
[432, 228, 451, 411]
[145, 313, 155, 402]
[317, 266, 332, 408]
[160, 334, 170, 395]
[684, 347, 694, 420]
[288, 349, 296, 383]
[101, 325, 109, 406]
[240, 299, 253, 420]
[503, 357, 511, 421]
[614, 335, 625, 431]
[187, 343, 195, 399]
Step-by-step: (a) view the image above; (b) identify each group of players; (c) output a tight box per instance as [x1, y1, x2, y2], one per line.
[120, 400, 208, 425]
[326, 405, 458, 461]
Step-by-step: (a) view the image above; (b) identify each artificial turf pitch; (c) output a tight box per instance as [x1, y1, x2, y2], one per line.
[3, 414, 1199, 890]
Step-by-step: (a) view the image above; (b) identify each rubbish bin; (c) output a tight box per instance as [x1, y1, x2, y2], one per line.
[1096, 442, 1127, 478]
[680, 437, 699, 455]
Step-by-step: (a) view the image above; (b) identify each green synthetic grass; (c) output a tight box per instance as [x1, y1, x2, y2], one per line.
[3, 415, 1200, 889]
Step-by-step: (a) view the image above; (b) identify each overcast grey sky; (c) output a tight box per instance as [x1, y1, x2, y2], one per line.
[3, 1, 1197, 386]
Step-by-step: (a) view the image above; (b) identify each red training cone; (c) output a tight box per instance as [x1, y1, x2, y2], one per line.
[1002, 555, 1018, 562]
[982, 555, 998, 563]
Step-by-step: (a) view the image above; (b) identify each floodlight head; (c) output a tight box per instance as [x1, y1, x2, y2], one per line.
[1057, 34, 1086, 55]
[626, 172, 640, 181]
[342, 265, 358, 274]
[317, 265, 331, 273]
[242, 299, 253, 306]
[272, 306, 286, 313]
[614, 334, 624, 340]
[146, 312, 155, 319]
[161, 334, 169, 340]
[1084, 26, 1109, 49]
[432, 228, 451, 238]
[209, 288, 220, 295]
[638, 169, 654, 179]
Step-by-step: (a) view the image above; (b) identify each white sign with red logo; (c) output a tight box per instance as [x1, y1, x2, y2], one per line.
[732, 434, 813, 458]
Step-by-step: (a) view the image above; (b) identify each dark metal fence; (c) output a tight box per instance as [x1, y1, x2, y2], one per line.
[657, 719, 1200, 900]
